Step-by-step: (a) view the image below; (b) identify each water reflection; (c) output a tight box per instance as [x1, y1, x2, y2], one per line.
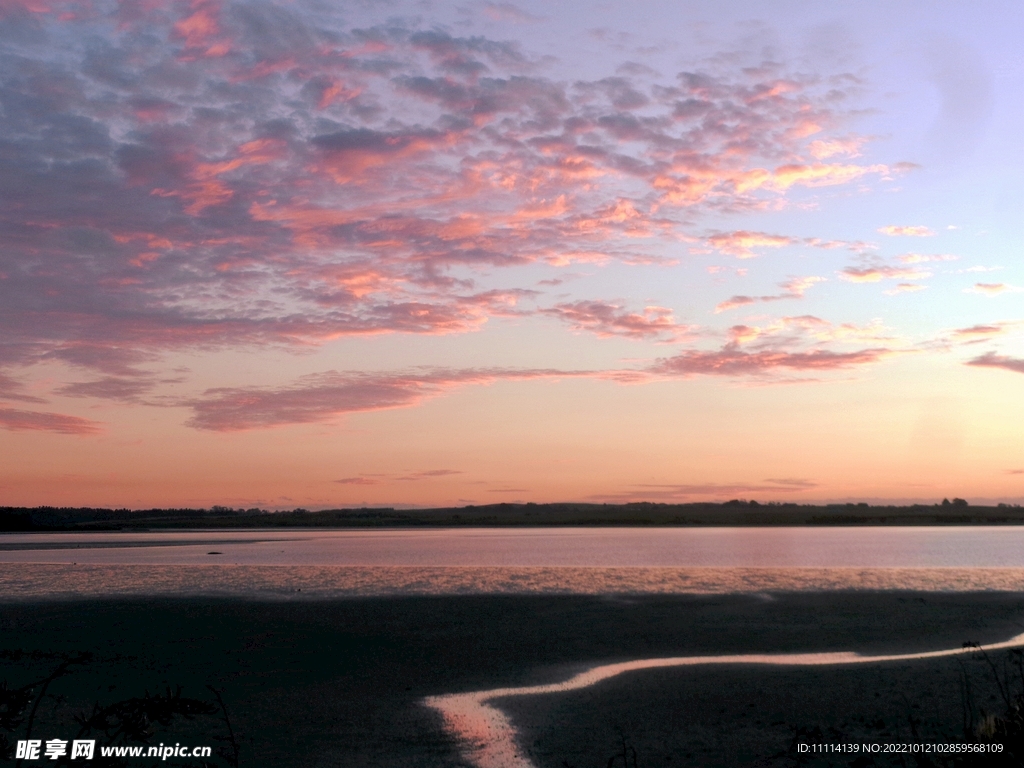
[6, 527, 1024, 567]
[5, 564, 1024, 601]
[425, 632, 1024, 768]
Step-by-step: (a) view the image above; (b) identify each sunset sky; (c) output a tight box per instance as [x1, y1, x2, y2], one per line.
[1, 0, 1023, 509]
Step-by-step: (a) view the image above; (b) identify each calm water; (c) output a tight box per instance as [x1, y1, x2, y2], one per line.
[4, 527, 1024, 599]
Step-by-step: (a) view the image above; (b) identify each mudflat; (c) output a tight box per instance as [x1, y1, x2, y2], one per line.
[2, 593, 1023, 766]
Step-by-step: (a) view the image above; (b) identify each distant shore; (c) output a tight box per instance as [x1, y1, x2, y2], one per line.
[4, 499, 1024, 530]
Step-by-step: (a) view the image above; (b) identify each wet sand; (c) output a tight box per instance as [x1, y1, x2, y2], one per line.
[2, 593, 1023, 766]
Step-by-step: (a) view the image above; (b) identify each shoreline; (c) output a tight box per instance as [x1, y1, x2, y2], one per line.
[6, 501, 1024, 531]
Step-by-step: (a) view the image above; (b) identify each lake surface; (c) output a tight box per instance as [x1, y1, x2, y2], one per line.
[4, 527, 1024, 599]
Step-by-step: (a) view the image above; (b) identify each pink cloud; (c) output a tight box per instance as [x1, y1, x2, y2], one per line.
[650, 346, 888, 377]
[782, 276, 826, 296]
[808, 137, 865, 159]
[840, 266, 930, 283]
[803, 237, 872, 251]
[173, 0, 232, 58]
[638, 313, 897, 382]
[0, 0, 69, 17]
[768, 162, 889, 190]
[455, 289, 538, 317]
[482, 3, 542, 23]
[0, 407, 102, 435]
[883, 283, 927, 296]
[707, 231, 795, 259]
[186, 368, 596, 431]
[541, 301, 689, 340]
[950, 323, 1017, 343]
[188, 372, 448, 431]
[966, 352, 1024, 374]
[0, 373, 46, 403]
[878, 225, 934, 237]
[335, 469, 462, 484]
[0, 3, 903, 404]
[397, 469, 463, 481]
[714, 276, 824, 313]
[651, 311, 892, 376]
[966, 283, 1022, 296]
[714, 296, 757, 313]
[183, 310, 897, 429]
[897, 253, 957, 264]
[56, 377, 156, 402]
[719, 315, 892, 350]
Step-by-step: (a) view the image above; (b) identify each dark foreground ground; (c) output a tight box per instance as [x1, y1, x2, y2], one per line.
[2, 593, 1024, 767]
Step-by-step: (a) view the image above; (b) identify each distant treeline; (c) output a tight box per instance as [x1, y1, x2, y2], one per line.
[2, 499, 1024, 531]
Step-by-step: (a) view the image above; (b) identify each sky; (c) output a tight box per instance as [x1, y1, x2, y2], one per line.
[1, 0, 1023, 509]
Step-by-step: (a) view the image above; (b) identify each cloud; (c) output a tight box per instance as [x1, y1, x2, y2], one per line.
[0, 2, 895, 393]
[714, 276, 824, 313]
[966, 352, 1024, 374]
[0, 407, 102, 435]
[744, 314, 876, 348]
[803, 237, 873, 252]
[949, 322, 1020, 343]
[766, 162, 890, 190]
[0, 372, 46, 403]
[883, 283, 927, 296]
[334, 469, 461, 484]
[650, 314, 894, 379]
[334, 476, 380, 486]
[878, 225, 935, 237]
[56, 377, 156, 402]
[808, 137, 865, 159]
[965, 283, 1022, 296]
[482, 3, 542, 22]
[541, 301, 690, 340]
[590, 477, 818, 501]
[617, 61, 659, 77]
[897, 253, 957, 264]
[763, 477, 819, 488]
[183, 309, 899, 429]
[839, 266, 930, 283]
[707, 231, 871, 261]
[186, 367, 598, 431]
[714, 296, 758, 313]
[707, 231, 795, 259]
[173, 0, 232, 59]
[650, 346, 888, 377]
[397, 469, 463, 481]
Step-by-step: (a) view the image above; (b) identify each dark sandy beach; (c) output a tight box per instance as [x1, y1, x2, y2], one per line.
[2, 593, 1024, 766]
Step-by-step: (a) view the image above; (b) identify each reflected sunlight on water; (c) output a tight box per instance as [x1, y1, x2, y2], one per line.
[5, 564, 1024, 600]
